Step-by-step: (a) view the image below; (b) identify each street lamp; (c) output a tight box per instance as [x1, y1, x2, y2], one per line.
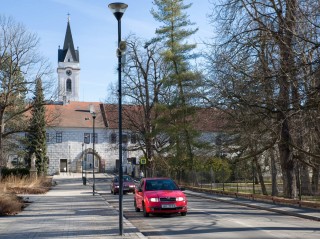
[108, 2, 128, 236]
[90, 105, 96, 196]
[81, 142, 86, 185]
[84, 135, 88, 182]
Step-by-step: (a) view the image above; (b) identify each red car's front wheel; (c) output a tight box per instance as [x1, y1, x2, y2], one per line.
[143, 202, 149, 217]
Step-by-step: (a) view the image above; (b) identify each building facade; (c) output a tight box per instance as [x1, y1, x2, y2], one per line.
[46, 20, 142, 175]
[45, 101, 143, 175]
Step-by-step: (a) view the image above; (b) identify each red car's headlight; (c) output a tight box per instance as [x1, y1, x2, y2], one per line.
[176, 197, 185, 202]
[149, 197, 159, 202]
[129, 185, 135, 188]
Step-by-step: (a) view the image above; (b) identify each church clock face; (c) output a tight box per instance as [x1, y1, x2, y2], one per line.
[66, 69, 72, 76]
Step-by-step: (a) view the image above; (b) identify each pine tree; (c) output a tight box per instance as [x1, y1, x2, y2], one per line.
[27, 78, 47, 175]
[151, 0, 201, 170]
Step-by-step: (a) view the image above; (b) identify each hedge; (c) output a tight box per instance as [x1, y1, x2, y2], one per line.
[0, 167, 30, 178]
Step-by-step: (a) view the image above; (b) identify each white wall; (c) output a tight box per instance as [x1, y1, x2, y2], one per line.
[46, 127, 143, 175]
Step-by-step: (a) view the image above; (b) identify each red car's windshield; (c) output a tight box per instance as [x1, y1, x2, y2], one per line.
[145, 179, 179, 191]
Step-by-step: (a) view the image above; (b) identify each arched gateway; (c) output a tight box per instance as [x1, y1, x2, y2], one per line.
[77, 148, 103, 173]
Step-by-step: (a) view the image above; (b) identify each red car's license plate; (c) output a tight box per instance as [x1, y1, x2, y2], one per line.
[161, 204, 176, 208]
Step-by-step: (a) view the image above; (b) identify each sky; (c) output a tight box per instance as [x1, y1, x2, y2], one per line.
[1, 0, 215, 102]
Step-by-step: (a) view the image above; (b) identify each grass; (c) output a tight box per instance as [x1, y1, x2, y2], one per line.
[0, 175, 52, 216]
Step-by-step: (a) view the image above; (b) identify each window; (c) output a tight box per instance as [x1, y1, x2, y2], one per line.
[122, 134, 128, 144]
[56, 132, 62, 143]
[84, 133, 90, 144]
[46, 133, 50, 143]
[131, 133, 137, 144]
[66, 79, 72, 92]
[91, 133, 98, 144]
[110, 133, 116, 144]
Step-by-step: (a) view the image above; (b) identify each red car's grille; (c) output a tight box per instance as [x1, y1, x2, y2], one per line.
[160, 197, 176, 202]
[151, 207, 184, 211]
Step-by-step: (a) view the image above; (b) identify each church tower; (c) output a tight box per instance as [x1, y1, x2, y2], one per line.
[57, 16, 80, 102]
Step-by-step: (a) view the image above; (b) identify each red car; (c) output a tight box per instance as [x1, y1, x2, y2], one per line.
[134, 178, 187, 217]
[110, 175, 136, 195]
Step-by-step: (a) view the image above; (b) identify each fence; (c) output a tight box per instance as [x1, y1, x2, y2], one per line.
[150, 169, 320, 202]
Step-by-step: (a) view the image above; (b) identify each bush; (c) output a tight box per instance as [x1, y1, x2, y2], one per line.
[0, 192, 24, 215]
[0, 175, 52, 215]
[1, 167, 30, 179]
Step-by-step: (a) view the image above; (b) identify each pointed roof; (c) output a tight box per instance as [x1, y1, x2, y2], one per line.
[58, 18, 79, 62]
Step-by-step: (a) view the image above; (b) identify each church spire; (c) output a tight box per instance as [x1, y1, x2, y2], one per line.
[57, 14, 80, 102]
[58, 14, 79, 62]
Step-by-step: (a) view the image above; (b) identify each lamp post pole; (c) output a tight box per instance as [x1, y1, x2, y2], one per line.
[82, 143, 86, 185]
[108, 2, 128, 236]
[92, 112, 96, 196]
[85, 140, 87, 180]
[82, 143, 84, 177]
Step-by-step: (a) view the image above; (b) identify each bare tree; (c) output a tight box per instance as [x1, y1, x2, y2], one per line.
[0, 15, 51, 166]
[205, 0, 320, 198]
[120, 35, 169, 176]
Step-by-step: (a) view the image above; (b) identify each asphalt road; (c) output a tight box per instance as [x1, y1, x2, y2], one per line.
[95, 175, 320, 239]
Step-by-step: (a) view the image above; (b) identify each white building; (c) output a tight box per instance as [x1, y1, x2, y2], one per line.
[46, 19, 142, 175]
[45, 101, 142, 175]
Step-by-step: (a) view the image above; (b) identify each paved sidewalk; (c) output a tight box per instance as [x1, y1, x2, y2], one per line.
[0, 173, 146, 239]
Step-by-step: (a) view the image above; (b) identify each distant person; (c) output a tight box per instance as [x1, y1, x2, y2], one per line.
[139, 170, 144, 179]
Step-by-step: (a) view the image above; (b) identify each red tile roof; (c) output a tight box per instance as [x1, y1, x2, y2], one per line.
[45, 102, 222, 132]
[193, 107, 224, 132]
[46, 101, 105, 128]
[103, 104, 144, 130]
[103, 104, 222, 132]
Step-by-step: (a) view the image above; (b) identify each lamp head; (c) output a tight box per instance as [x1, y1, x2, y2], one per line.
[89, 104, 95, 114]
[108, 2, 128, 21]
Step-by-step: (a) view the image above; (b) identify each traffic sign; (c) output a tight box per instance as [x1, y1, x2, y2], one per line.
[140, 157, 146, 164]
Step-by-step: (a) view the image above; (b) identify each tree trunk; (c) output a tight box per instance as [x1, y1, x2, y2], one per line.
[278, 119, 296, 198]
[0, 115, 4, 167]
[278, 150, 296, 198]
[277, 0, 298, 199]
[270, 148, 279, 196]
[255, 157, 268, 195]
[300, 164, 312, 195]
[311, 166, 319, 195]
